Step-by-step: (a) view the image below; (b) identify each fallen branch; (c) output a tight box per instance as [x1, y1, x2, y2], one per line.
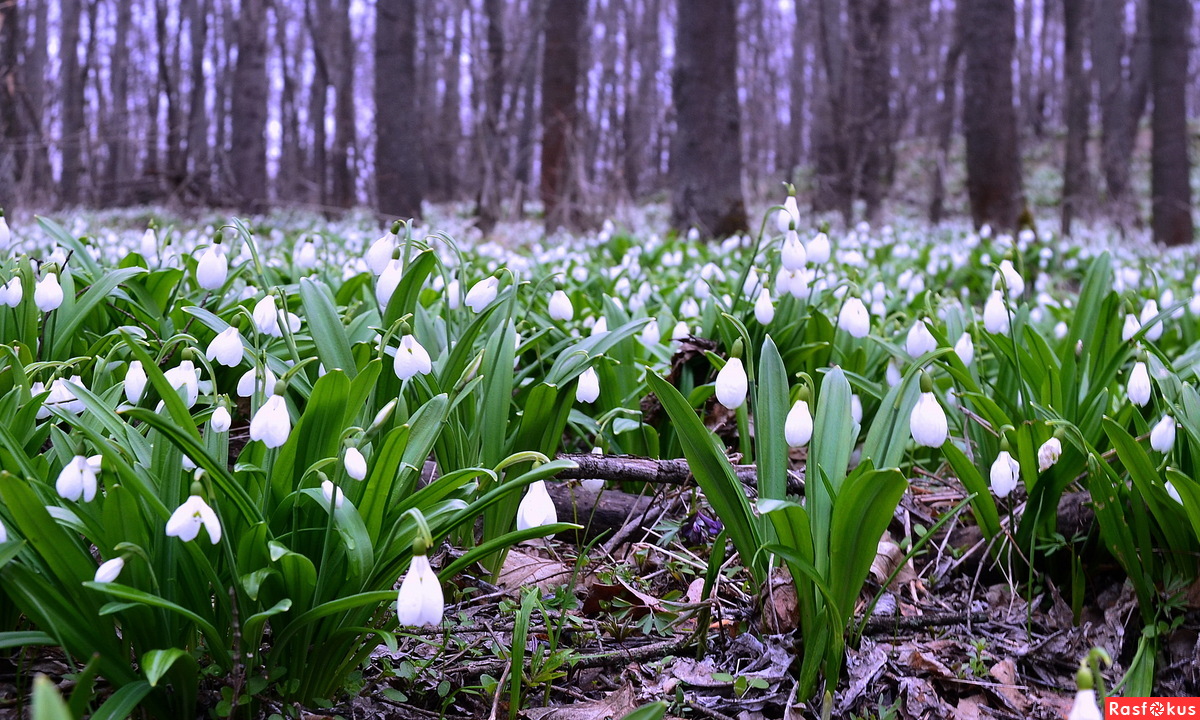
[554, 453, 805, 494]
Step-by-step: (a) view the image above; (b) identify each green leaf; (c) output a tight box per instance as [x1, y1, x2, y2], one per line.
[32, 674, 73, 720]
[755, 336, 789, 501]
[300, 278, 357, 378]
[142, 647, 197, 687]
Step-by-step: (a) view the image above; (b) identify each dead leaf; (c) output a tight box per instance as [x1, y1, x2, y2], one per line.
[988, 658, 1029, 714]
[522, 683, 638, 720]
[761, 567, 799, 634]
[871, 534, 919, 589]
[953, 694, 985, 720]
[497, 549, 573, 595]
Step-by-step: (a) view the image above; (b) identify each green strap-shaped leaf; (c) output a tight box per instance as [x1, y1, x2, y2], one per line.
[300, 278, 357, 379]
[755, 336, 789, 501]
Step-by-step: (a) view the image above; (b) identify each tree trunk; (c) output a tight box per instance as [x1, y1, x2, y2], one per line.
[961, 0, 1023, 231]
[375, 0, 425, 220]
[785, 0, 808, 182]
[669, 0, 747, 238]
[846, 0, 891, 223]
[330, 0, 356, 209]
[812, 0, 849, 218]
[276, 0, 302, 204]
[1148, 0, 1193, 245]
[1061, 0, 1092, 237]
[540, 0, 585, 231]
[474, 0, 506, 233]
[231, 0, 269, 213]
[186, 0, 210, 202]
[307, 0, 331, 205]
[0, 0, 23, 191]
[23, 1, 52, 201]
[59, 0, 85, 205]
[929, 11, 963, 225]
[158, 0, 185, 195]
[622, 0, 659, 200]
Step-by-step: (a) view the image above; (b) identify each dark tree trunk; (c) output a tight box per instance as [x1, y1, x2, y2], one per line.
[785, 0, 808, 182]
[929, 12, 963, 225]
[1148, 0, 1193, 246]
[100, 0, 133, 205]
[474, 0, 506, 233]
[438, 5, 463, 201]
[231, 0, 269, 213]
[24, 1, 53, 200]
[540, 0, 585, 231]
[846, 0, 891, 223]
[512, 0, 543, 215]
[1061, 0, 1092, 237]
[186, 0, 210, 202]
[375, 0, 425, 219]
[1091, 0, 1144, 227]
[622, 0, 659, 200]
[307, 0, 331, 205]
[158, 0, 185, 195]
[330, 0, 356, 209]
[812, 0, 849, 217]
[669, 0, 747, 238]
[59, 0, 85, 205]
[961, 0, 1023, 231]
[0, 0, 23, 190]
[276, 0, 302, 204]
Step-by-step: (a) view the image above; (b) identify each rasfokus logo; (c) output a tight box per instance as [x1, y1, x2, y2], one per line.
[1106, 698, 1200, 717]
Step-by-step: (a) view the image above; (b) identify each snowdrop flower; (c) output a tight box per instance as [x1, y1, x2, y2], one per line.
[576, 367, 600, 403]
[850, 394, 862, 424]
[2, 276, 22, 307]
[94, 557, 125, 584]
[253, 295, 281, 336]
[166, 495, 222, 543]
[754, 288, 775, 325]
[445, 279, 461, 309]
[789, 268, 814, 300]
[206, 327, 244, 367]
[296, 238, 318, 270]
[163, 361, 200, 408]
[210, 405, 232, 433]
[249, 393, 291, 448]
[37, 376, 85, 417]
[886, 359, 902, 387]
[125, 361, 148, 404]
[548, 290, 574, 321]
[1150, 414, 1176, 453]
[0, 518, 6, 543]
[366, 228, 397, 275]
[516, 480, 558, 531]
[1139, 299, 1163, 341]
[320, 479, 345, 509]
[781, 230, 807, 270]
[591, 316, 609, 335]
[376, 258, 403, 306]
[393, 335, 433, 380]
[465, 276, 500, 312]
[954, 332, 975, 366]
[680, 298, 700, 318]
[785, 399, 813, 447]
[776, 191, 799, 233]
[196, 245, 228, 289]
[990, 450, 1020, 498]
[1054, 321, 1069, 339]
[56, 455, 99, 503]
[905, 320, 937, 358]
[1067, 687, 1100, 720]
[671, 321, 690, 341]
[838, 297, 870, 338]
[140, 227, 158, 262]
[1121, 313, 1140, 342]
[396, 553, 444, 627]
[639, 319, 661, 347]
[909, 386, 948, 448]
[807, 232, 831, 264]
[1037, 437, 1062, 471]
[344, 447, 368, 480]
[995, 259, 1024, 298]
[1127, 361, 1151, 406]
[237, 366, 277, 398]
[715, 357, 748, 410]
[983, 291, 1009, 334]
[34, 272, 63, 311]
[1165, 481, 1182, 504]
[0, 210, 9, 249]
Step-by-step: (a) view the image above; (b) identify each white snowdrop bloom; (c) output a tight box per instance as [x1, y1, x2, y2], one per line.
[249, 394, 291, 448]
[376, 258, 404, 307]
[680, 298, 700, 318]
[639, 319, 661, 347]
[1121, 313, 1141, 342]
[775, 267, 795, 297]
[206, 327, 244, 367]
[166, 495, 222, 544]
[365, 230, 397, 275]
[163, 361, 201, 408]
[1139, 299, 1163, 341]
[445, 279, 461, 309]
[0, 518, 6, 543]
[954, 332, 975, 366]
[781, 230, 807, 270]
[789, 268, 814, 300]
[983, 291, 1009, 334]
[396, 554, 444, 627]
[56, 455, 98, 503]
[1165, 481, 1183, 505]
[905, 320, 937, 358]
[754, 288, 775, 325]
[0, 212, 9, 249]
[253, 295, 283, 336]
[211, 405, 232, 433]
[196, 245, 228, 289]
[236, 366, 277, 398]
[344, 447, 368, 480]
[34, 273, 63, 311]
[742, 268, 762, 298]
[990, 450, 1021, 498]
[1066, 686, 1100, 720]
[886, 359, 902, 388]
[995, 259, 1024, 298]
[296, 239, 318, 270]
[838, 298, 870, 338]
[576, 367, 600, 403]
[909, 393, 948, 448]
[1037, 437, 1062, 471]
[1161, 289, 1184, 319]
[671, 320, 690, 341]
[140, 227, 158, 261]
[850, 394, 863, 424]
[1127, 361, 1151, 406]
[516, 480, 558, 531]
[614, 277, 631, 298]
[807, 232, 831, 264]
[2, 276, 22, 306]
[94, 557, 125, 584]
[125, 360, 148, 404]
[548, 290, 574, 321]
[571, 265, 590, 282]
[393, 335, 433, 380]
[320, 479, 345, 509]
[715, 357, 748, 410]
[465, 276, 500, 312]
[1054, 321, 1069, 339]
[591, 316, 609, 335]
[785, 400, 813, 447]
[776, 194, 800, 234]
[1150, 415, 1176, 453]
[693, 278, 712, 300]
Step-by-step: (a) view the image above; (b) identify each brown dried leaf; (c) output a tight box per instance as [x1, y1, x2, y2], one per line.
[497, 549, 573, 595]
[522, 683, 638, 720]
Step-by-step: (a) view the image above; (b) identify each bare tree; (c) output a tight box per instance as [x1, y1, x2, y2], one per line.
[186, 0, 210, 202]
[375, 0, 425, 219]
[961, 0, 1023, 231]
[330, 0, 356, 209]
[1092, 0, 1150, 228]
[60, 0, 85, 205]
[474, 0, 506, 233]
[541, 0, 585, 231]
[231, 0, 269, 213]
[1148, 0, 1193, 245]
[1061, 0, 1092, 236]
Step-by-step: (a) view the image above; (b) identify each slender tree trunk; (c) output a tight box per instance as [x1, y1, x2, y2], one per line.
[375, 0, 425, 219]
[785, 0, 808, 182]
[158, 0, 185, 195]
[812, 0, 849, 217]
[512, 0, 543, 215]
[929, 16, 963, 225]
[961, 0, 1023, 231]
[330, 0, 356, 209]
[275, 0, 302, 204]
[0, 0, 23, 191]
[474, 0, 506, 233]
[100, 0, 133, 205]
[1093, 0, 1149, 229]
[669, 0, 747, 237]
[307, 0, 331, 205]
[231, 0, 269, 213]
[1061, 0, 1092, 237]
[1148, 0, 1193, 245]
[23, 1, 51, 200]
[540, 0, 584, 231]
[847, 0, 891, 222]
[186, 0, 210, 202]
[59, 0, 85, 205]
[440, 5, 463, 200]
